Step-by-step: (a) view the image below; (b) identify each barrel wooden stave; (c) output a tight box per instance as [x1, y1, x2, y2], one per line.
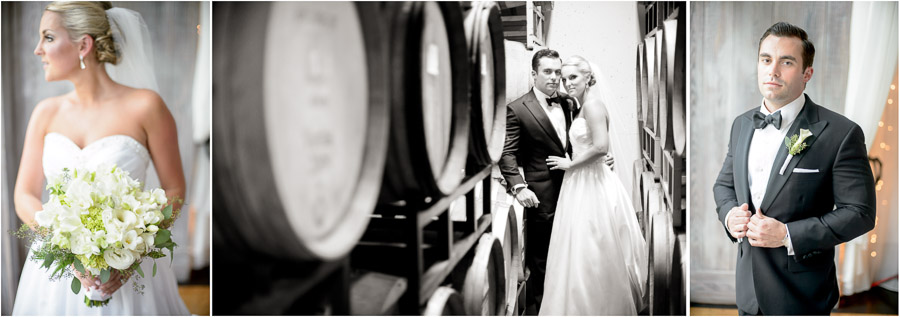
[643, 35, 657, 132]
[665, 12, 686, 156]
[632, 159, 645, 224]
[424, 286, 466, 315]
[463, 234, 507, 316]
[649, 209, 675, 315]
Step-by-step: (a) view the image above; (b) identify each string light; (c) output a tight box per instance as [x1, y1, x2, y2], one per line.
[892, 84, 896, 90]
[889, 126, 894, 132]
[871, 251, 877, 258]
[871, 234, 877, 244]
[879, 121, 884, 127]
[889, 99, 894, 105]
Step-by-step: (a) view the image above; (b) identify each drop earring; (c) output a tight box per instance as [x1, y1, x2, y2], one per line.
[79, 55, 85, 70]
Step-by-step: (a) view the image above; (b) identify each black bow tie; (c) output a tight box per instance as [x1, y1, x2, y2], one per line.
[753, 111, 783, 130]
[547, 97, 565, 109]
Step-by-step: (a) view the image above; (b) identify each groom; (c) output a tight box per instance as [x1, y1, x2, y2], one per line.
[713, 22, 876, 315]
[499, 49, 610, 314]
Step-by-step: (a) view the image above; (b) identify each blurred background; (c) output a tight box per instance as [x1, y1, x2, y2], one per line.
[689, 1, 898, 315]
[1, 2, 210, 315]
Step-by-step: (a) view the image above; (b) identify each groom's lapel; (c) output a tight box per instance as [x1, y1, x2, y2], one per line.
[735, 114, 755, 209]
[759, 99, 827, 212]
[523, 91, 566, 153]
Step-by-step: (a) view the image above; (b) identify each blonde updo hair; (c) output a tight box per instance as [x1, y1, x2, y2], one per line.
[562, 55, 596, 87]
[45, 1, 118, 65]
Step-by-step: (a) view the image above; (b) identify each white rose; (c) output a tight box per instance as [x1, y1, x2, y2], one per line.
[147, 225, 159, 233]
[103, 248, 135, 270]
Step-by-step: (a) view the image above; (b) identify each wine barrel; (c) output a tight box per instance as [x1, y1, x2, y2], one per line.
[663, 14, 686, 156]
[672, 232, 686, 315]
[640, 171, 659, 237]
[503, 206, 525, 282]
[649, 210, 675, 315]
[632, 159, 646, 228]
[212, 2, 389, 261]
[636, 43, 645, 128]
[643, 34, 657, 132]
[424, 286, 466, 315]
[380, 2, 471, 206]
[464, 1, 507, 166]
[463, 234, 507, 316]
[655, 28, 667, 145]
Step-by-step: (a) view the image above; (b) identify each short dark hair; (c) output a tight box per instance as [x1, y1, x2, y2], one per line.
[758, 22, 815, 70]
[531, 49, 561, 72]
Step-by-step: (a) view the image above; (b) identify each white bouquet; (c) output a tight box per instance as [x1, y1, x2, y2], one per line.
[14, 164, 179, 307]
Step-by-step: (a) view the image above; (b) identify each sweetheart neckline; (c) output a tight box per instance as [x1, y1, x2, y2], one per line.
[45, 132, 150, 154]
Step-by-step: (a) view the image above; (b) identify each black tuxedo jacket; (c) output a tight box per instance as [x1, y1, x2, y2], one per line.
[713, 94, 876, 315]
[499, 90, 577, 222]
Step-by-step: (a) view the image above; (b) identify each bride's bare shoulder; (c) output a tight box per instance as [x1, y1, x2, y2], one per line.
[581, 97, 608, 118]
[30, 93, 72, 123]
[118, 87, 169, 116]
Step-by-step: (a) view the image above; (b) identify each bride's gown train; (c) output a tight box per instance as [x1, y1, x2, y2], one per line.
[539, 118, 648, 315]
[12, 132, 190, 315]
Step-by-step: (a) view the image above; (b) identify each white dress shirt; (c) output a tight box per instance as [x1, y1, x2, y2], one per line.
[727, 94, 805, 255]
[533, 87, 568, 148]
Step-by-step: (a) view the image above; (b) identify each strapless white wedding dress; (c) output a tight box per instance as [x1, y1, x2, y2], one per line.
[539, 118, 648, 315]
[12, 133, 190, 315]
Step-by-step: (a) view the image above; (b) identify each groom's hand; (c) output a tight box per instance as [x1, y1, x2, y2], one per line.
[727, 203, 751, 239]
[747, 209, 787, 248]
[515, 188, 540, 208]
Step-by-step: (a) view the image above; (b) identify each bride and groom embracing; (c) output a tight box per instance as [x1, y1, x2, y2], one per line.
[500, 49, 647, 315]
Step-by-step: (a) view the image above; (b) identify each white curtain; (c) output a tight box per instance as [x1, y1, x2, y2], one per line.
[188, 1, 211, 270]
[839, 1, 899, 296]
[843, 1, 899, 146]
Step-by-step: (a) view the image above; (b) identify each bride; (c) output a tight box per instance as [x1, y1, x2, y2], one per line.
[540, 56, 648, 315]
[12, 2, 190, 315]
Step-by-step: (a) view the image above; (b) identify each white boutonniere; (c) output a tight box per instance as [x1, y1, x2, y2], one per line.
[779, 128, 812, 175]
